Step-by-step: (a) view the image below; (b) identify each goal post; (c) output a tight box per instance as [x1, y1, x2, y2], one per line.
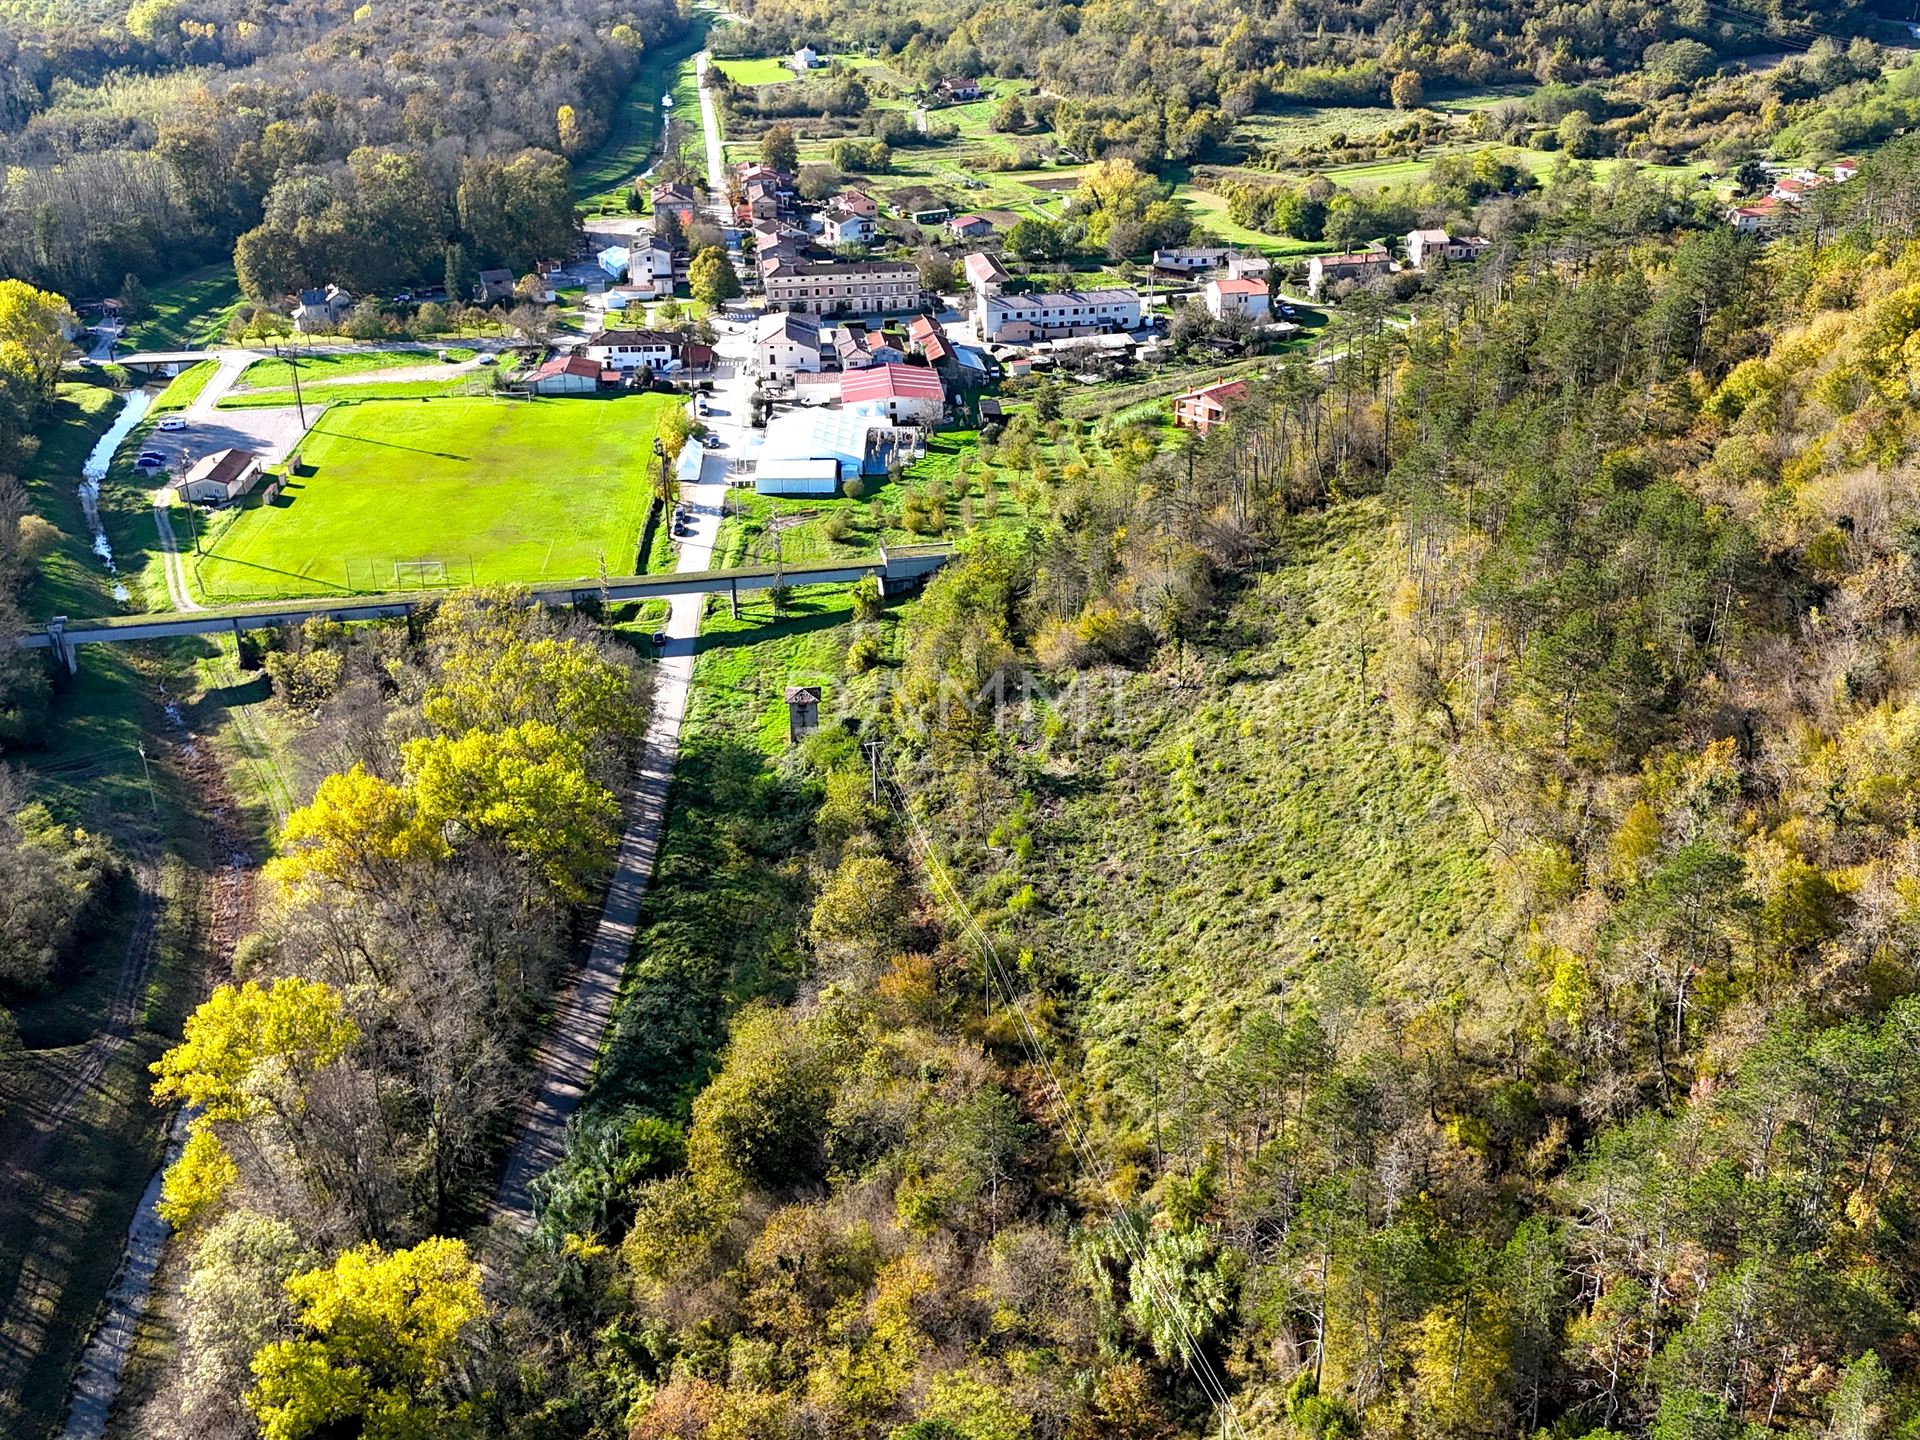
[393, 559, 448, 589]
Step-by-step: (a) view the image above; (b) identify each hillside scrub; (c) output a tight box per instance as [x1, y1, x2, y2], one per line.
[118, 134, 1920, 1440]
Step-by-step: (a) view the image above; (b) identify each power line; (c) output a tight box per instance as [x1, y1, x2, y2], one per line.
[882, 778, 1250, 1438]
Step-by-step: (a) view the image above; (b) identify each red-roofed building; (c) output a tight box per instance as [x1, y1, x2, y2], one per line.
[840, 362, 946, 424]
[1172, 379, 1248, 435]
[963, 251, 1009, 299]
[1727, 199, 1781, 234]
[907, 315, 955, 369]
[530, 355, 604, 394]
[1203, 276, 1270, 320]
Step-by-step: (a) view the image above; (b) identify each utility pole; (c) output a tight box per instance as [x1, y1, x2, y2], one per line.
[862, 736, 883, 803]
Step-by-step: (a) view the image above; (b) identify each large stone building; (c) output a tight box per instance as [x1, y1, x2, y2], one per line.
[763, 260, 923, 317]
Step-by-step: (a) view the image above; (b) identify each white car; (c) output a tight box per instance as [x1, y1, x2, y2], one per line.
[156, 416, 188, 430]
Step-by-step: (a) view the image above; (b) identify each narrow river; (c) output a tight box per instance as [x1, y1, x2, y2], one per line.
[77, 388, 152, 603]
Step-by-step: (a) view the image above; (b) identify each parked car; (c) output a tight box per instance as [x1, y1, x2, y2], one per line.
[651, 631, 669, 649]
[701, 432, 723, 448]
[476, 354, 498, 365]
[1279, 304, 1297, 318]
[134, 450, 168, 469]
[156, 416, 188, 431]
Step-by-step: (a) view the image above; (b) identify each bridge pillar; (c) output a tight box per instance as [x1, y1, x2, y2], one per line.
[45, 616, 75, 674]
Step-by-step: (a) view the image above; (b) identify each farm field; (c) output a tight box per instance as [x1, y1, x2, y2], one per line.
[714, 56, 796, 85]
[188, 393, 674, 602]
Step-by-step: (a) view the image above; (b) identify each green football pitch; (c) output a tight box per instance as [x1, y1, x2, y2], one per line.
[190, 394, 677, 602]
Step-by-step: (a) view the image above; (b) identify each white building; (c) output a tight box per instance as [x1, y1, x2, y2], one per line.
[963, 251, 1008, 301]
[1152, 246, 1232, 272]
[822, 208, 876, 245]
[585, 328, 678, 370]
[791, 46, 818, 72]
[1203, 276, 1270, 320]
[976, 288, 1141, 342]
[292, 284, 352, 333]
[180, 448, 263, 504]
[755, 402, 919, 490]
[753, 312, 823, 380]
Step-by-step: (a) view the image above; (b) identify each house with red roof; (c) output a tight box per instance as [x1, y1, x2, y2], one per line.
[1203, 276, 1270, 321]
[1172, 379, 1248, 435]
[529, 355, 603, 395]
[840, 362, 947, 424]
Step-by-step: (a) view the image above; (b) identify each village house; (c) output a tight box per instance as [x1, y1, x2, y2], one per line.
[836, 189, 881, 219]
[650, 182, 699, 227]
[1306, 248, 1391, 299]
[475, 269, 516, 303]
[763, 259, 923, 317]
[1172, 379, 1248, 435]
[1203, 276, 1270, 321]
[976, 287, 1142, 342]
[840, 362, 947, 425]
[790, 45, 817, 73]
[180, 448, 264, 504]
[292, 284, 352, 332]
[906, 315, 956, 373]
[1152, 246, 1233, 273]
[938, 78, 984, 101]
[963, 252, 1009, 302]
[1727, 200, 1780, 234]
[584, 328, 680, 371]
[823, 208, 876, 246]
[1405, 229, 1492, 268]
[947, 213, 994, 239]
[753, 312, 823, 380]
[835, 324, 906, 369]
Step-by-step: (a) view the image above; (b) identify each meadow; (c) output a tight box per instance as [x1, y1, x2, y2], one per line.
[118, 265, 242, 352]
[188, 393, 675, 601]
[574, 18, 711, 203]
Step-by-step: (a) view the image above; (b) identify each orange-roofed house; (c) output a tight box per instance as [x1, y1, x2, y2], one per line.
[1172, 379, 1248, 435]
[1203, 276, 1270, 321]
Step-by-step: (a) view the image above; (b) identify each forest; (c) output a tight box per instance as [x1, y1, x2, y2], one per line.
[0, 0, 685, 296]
[92, 130, 1920, 1440]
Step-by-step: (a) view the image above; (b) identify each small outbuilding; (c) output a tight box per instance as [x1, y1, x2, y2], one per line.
[785, 685, 823, 741]
[529, 355, 603, 395]
[180, 448, 264, 505]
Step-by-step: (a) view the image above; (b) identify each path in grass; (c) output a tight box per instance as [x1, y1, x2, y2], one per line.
[190, 394, 674, 602]
[574, 17, 711, 199]
[492, 461, 728, 1228]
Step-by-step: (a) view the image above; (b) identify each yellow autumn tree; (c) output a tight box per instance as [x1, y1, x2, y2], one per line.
[266, 764, 449, 895]
[150, 977, 359, 1228]
[557, 104, 583, 155]
[402, 721, 618, 900]
[0, 278, 77, 398]
[247, 1238, 484, 1440]
[1412, 1289, 1515, 1437]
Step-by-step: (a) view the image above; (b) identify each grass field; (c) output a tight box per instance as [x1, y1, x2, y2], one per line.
[236, 349, 472, 387]
[189, 393, 675, 601]
[119, 265, 241, 352]
[147, 361, 218, 414]
[715, 56, 795, 86]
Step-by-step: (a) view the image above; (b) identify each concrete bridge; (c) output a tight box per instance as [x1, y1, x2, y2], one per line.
[24, 543, 954, 671]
